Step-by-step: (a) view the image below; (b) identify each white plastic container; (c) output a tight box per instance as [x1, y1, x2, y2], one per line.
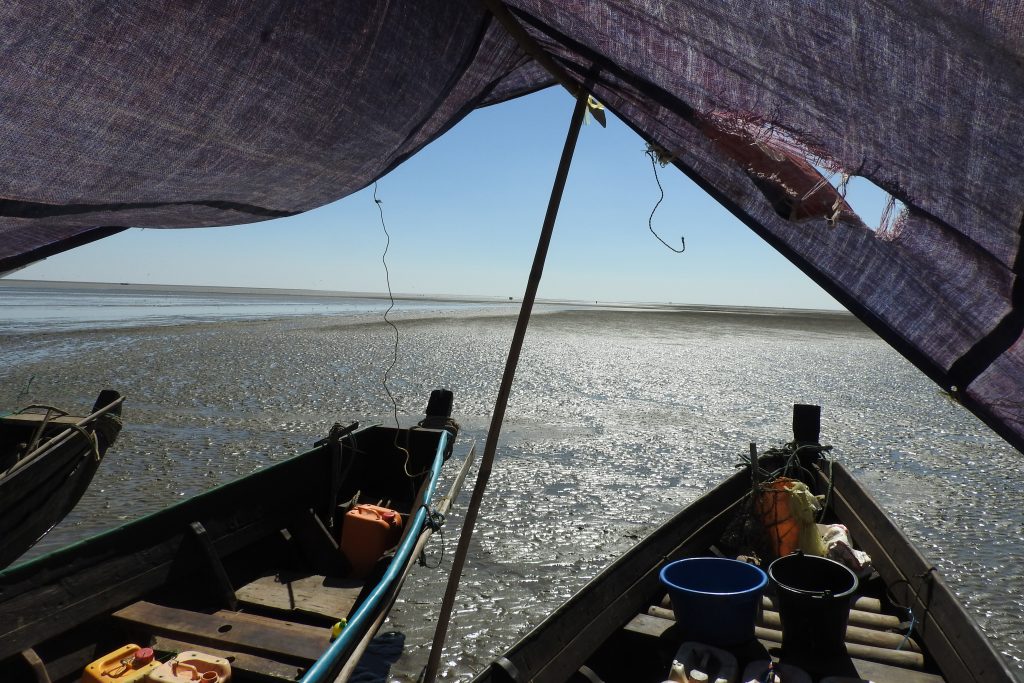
[671, 642, 738, 683]
[145, 651, 231, 683]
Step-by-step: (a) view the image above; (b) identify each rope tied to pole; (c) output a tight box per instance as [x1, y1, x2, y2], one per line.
[418, 505, 447, 569]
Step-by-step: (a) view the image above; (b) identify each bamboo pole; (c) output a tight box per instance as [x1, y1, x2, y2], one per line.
[421, 92, 589, 683]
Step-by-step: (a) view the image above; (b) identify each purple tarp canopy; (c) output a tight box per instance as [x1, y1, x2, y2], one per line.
[1, 1, 1022, 452]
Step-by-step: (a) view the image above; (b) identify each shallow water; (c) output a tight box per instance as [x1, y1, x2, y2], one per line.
[0, 285, 1021, 681]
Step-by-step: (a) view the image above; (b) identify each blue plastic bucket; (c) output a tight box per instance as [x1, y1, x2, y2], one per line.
[659, 557, 768, 646]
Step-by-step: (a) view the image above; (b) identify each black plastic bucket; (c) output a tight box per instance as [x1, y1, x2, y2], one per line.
[768, 552, 858, 659]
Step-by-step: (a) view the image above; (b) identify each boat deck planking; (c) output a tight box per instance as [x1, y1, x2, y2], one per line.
[622, 609, 944, 683]
[236, 572, 364, 624]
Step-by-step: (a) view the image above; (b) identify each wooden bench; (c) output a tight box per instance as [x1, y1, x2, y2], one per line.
[236, 572, 364, 623]
[113, 601, 333, 681]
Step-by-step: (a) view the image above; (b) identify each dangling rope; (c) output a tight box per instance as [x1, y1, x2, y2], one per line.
[645, 145, 686, 253]
[417, 505, 446, 569]
[373, 183, 426, 479]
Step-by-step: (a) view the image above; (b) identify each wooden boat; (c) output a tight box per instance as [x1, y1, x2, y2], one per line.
[0, 390, 124, 569]
[471, 405, 1015, 683]
[0, 389, 475, 683]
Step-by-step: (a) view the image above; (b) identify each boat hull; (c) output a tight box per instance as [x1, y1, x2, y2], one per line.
[0, 390, 124, 568]
[0, 405, 470, 683]
[471, 458, 1015, 683]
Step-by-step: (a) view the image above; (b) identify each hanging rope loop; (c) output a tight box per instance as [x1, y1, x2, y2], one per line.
[644, 144, 686, 253]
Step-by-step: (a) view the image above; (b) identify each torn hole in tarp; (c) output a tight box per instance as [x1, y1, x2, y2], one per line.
[694, 110, 864, 227]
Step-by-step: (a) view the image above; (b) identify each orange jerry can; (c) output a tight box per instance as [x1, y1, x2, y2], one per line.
[756, 477, 801, 558]
[82, 644, 159, 683]
[339, 504, 403, 578]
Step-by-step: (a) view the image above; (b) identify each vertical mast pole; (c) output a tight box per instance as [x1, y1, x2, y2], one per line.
[422, 91, 589, 683]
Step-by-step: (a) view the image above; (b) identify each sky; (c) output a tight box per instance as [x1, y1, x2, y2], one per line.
[12, 87, 891, 310]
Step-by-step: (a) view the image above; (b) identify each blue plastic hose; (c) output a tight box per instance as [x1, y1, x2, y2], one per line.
[301, 429, 449, 683]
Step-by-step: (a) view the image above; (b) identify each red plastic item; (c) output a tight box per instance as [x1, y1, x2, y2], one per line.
[339, 504, 403, 578]
[81, 644, 160, 683]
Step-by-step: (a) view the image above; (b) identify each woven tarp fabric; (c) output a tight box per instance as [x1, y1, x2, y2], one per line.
[0, 2, 1022, 452]
[493, 0, 1024, 449]
[0, 1, 531, 253]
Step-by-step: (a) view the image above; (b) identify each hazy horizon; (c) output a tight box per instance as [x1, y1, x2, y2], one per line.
[3, 88, 898, 313]
[0, 277, 856, 315]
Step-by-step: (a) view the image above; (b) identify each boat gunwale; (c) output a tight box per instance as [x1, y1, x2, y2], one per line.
[822, 461, 1016, 683]
[471, 467, 750, 683]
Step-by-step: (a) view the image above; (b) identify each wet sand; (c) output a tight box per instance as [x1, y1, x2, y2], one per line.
[0, 297, 1020, 681]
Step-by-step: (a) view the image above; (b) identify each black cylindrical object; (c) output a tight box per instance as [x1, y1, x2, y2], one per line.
[768, 552, 858, 659]
[425, 389, 454, 419]
[792, 404, 821, 445]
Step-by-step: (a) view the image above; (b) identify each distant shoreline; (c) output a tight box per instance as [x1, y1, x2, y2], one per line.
[0, 278, 854, 319]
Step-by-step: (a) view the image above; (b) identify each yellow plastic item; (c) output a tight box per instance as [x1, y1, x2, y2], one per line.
[145, 651, 231, 683]
[339, 504, 403, 578]
[330, 618, 348, 641]
[82, 644, 160, 683]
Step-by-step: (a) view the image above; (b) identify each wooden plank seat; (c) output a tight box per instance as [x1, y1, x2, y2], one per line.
[236, 571, 364, 623]
[152, 636, 306, 683]
[113, 601, 332, 670]
[645, 604, 921, 653]
[658, 593, 905, 632]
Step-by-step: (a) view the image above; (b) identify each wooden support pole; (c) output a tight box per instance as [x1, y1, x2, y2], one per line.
[421, 92, 589, 683]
